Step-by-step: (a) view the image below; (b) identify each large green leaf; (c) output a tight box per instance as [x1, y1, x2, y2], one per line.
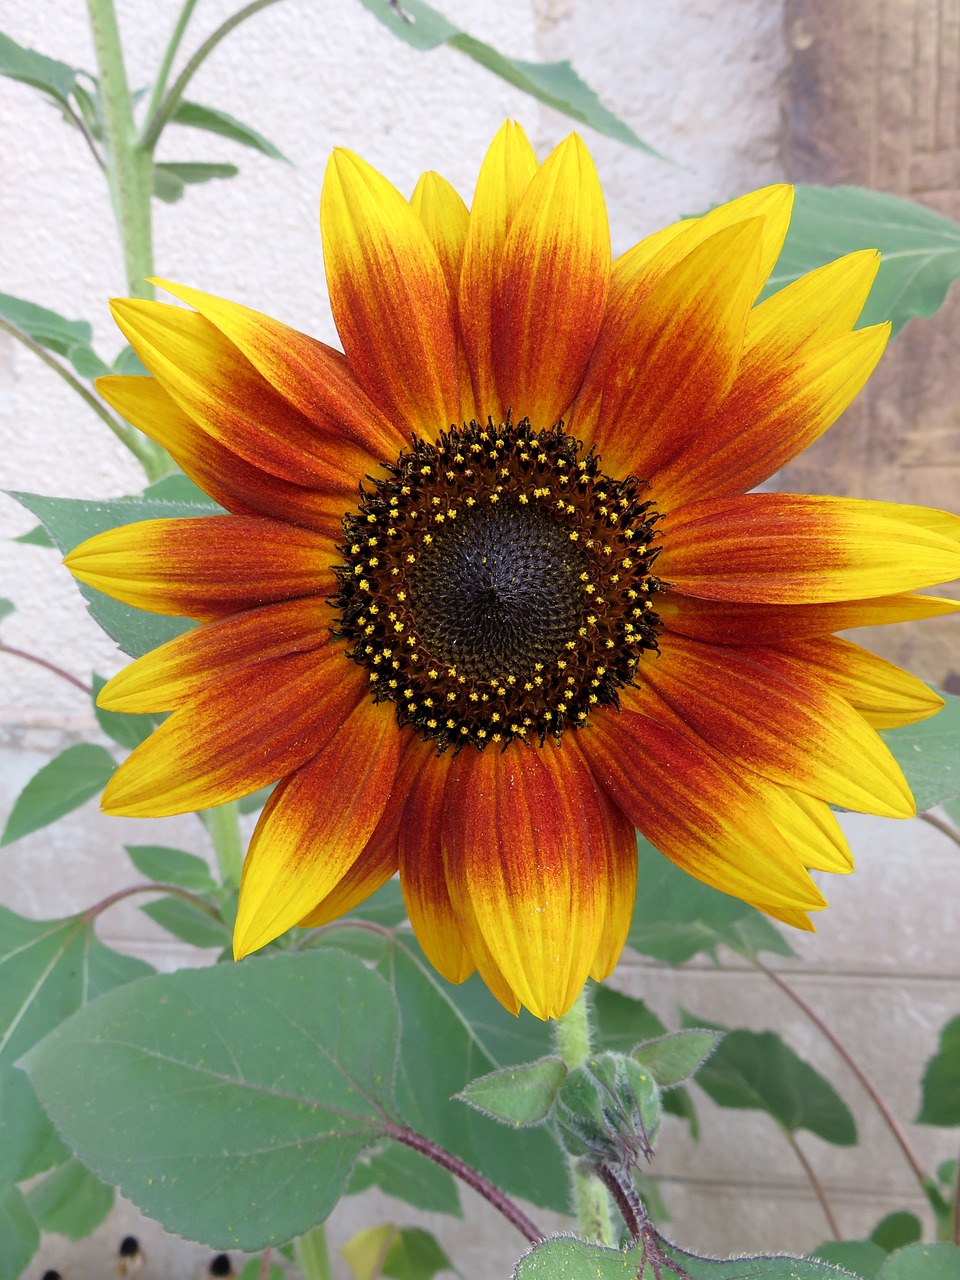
[877, 1243, 960, 1278]
[916, 1014, 960, 1126]
[317, 926, 570, 1212]
[629, 836, 794, 964]
[0, 1187, 39, 1280]
[11, 491, 221, 657]
[171, 100, 288, 161]
[685, 1019, 857, 1146]
[765, 185, 960, 337]
[0, 31, 76, 104]
[24, 951, 402, 1250]
[355, 0, 662, 157]
[514, 1234, 858, 1278]
[24, 1157, 114, 1240]
[1, 743, 116, 845]
[881, 692, 960, 811]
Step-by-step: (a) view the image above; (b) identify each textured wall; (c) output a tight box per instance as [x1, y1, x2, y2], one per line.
[4, 1, 957, 1277]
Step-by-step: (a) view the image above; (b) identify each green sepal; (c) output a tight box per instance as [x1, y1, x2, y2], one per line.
[555, 1052, 661, 1164]
[456, 1056, 567, 1128]
[631, 1030, 720, 1088]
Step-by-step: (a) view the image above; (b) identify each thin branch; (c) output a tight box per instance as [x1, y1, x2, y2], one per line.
[0, 644, 92, 696]
[384, 1121, 545, 1244]
[0, 315, 155, 468]
[596, 1162, 643, 1240]
[144, 0, 200, 126]
[62, 99, 106, 170]
[784, 1129, 842, 1240]
[141, 0, 285, 151]
[756, 958, 930, 1191]
[920, 811, 960, 849]
[84, 882, 223, 921]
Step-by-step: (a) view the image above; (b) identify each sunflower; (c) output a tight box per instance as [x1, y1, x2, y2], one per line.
[66, 123, 960, 1020]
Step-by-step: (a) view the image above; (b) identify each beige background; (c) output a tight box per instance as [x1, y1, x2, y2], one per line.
[1, 0, 958, 1277]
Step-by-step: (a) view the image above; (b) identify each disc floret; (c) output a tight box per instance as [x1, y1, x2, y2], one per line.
[334, 417, 663, 751]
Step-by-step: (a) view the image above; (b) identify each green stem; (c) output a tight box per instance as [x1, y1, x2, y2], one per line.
[85, 0, 155, 298]
[552, 988, 615, 1246]
[295, 1225, 334, 1280]
[0, 314, 166, 473]
[141, 0, 285, 151]
[144, 0, 200, 128]
[784, 1128, 842, 1241]
[203, 800, 245, 889]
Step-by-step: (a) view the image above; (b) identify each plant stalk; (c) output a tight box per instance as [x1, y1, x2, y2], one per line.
[203, 800, 245, 889]
[0, 644, 93, 696]
[85, 0, 155, 299]
[144, 0, 200, 127]
[784, 1129, 842, 1240]
[553, 987, 616, 1245]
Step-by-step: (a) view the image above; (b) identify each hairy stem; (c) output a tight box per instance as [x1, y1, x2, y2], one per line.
[141, 0, 285, 150]
[202, 800, 245, 889]
[784, 1128, 841, 1240]
[144, 0, 200, 127]
[85, 0, 155, 298]
[553, 988, 616, 1245]
[0, 644, 92, 696]
[756, 959, 929, 1191]
[920, 811, 960, 849]
[385, 1122, 545, 1244]
[84, 882, 222, 921]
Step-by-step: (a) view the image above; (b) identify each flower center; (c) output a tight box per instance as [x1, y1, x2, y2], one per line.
[333, 418, 663, 751]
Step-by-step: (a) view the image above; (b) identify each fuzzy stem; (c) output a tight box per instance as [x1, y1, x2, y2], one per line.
[85, 0, 155, 298]
[552, 988, 616, 1245]
[756, 958, 929, 1192]
[144, 0, 200, 127]
[784, 1128, 842, 1240]
[0, 644, 92, 696]
[385, 1122, 545, 1243]
[202, 800, 245, 889]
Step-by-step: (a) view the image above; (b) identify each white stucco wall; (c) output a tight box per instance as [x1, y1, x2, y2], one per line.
[5, 3, 958, 1278]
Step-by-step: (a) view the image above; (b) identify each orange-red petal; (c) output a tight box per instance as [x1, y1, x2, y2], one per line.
[102, 639, 365, 818]
[233, 695, 400, 956]
[321, 149, 459, 434]
[656, 494, 960, 604]
[491, 133, 610, 430]
[65, 516, 338, 621]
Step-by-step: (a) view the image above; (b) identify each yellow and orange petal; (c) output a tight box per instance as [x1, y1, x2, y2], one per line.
[63, 123, 960, 1021]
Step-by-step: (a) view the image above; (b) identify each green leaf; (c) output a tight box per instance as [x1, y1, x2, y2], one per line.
[24, 952, 401, 1250]
[0, 1187, 39, 1280]
[876, 1243, 960, 1278]
[12, 525, 54, 547]
[319, 928, 570, 1212]
[456, 1056, 567, 1127]
[629, 835, 795, 964]
[382, 1226, 455, 1280]
[24, 1157, 114, 1240]
[0, 599, 12, 623]
[171, 100, 289, 161]
[632, 1030, 720, 1088]
[112, 343, 149, 377]
[514, 1233, 859, 1278]
[0, 291, 93, 356]
[592, 987, 668, 1049]
[0, 31, 76, 104]
[917, 1014, 960, 1125]
[141, 472, 207, 502]
[765, 185, 960, 338]
[140, 896, 229, 949]
[344, 878, 408, 927]
[1, 743, 116, 845]
[0, 1066, 68, 1188]
[810, 1241, 886, 1278]
[124, 844, 217, 893]
[11, 491, 222, 657]
[881, 692, 960, 811]
[347, 1141, 460, 1216]
[685, 1019, 857, 1145]
[870, 1213, 922, 1253]
[356, 0, 662, 156]
[91, 673, 158, 750]
[153, 162, 240, 204]
[66, 342, 111, 380]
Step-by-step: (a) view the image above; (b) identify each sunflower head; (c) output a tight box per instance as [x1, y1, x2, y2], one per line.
[66, 122, 960, 1019]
